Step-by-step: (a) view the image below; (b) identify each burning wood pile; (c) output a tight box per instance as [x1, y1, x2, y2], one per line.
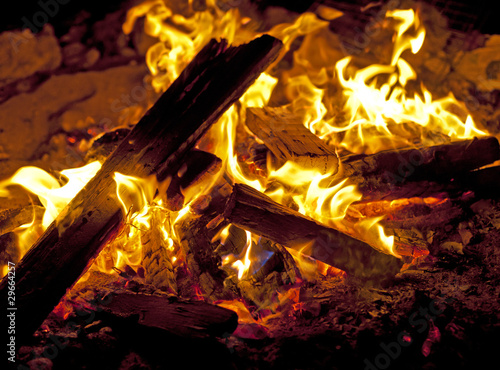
[0, 0, 499, 369]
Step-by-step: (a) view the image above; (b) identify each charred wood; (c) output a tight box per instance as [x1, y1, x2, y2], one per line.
[340, 137, 500, 198]
[96, 292, 238, 338]
[0, 35, 282, 344]
[223, 183, 403, 283]
[163, 150, 222, 211]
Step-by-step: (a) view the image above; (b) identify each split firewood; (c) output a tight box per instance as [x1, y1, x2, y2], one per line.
[339, 136, 500, 199]
[245, 106, 338, 175]
[349, 196, 464, 230]
[223, 183, 403, 282]
[96, 292, 238, 338]
[0, 205, 44, 236]
[175, 182, 232, 299]
[86, 129, 222, 211]
[163, 149, 222, 211]
[0, 35, 282, 344]
[140, 207, 177, 293]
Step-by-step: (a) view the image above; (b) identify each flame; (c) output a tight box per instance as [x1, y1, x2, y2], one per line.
[123, 0, 258, 93]
[0, 162, 101, 262]
[220, 228, 274, 280]
[0, 162, 101, 229]
[1, 1, 492, 320]
[293, 8, 487, 154]
[222, 230, 253, 279]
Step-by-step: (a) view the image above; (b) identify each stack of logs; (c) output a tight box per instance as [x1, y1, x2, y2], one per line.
[2, 33, 500, 353]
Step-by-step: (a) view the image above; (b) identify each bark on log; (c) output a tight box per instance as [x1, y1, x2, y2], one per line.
[223, 183, 403, 283]
[96, 292, 238, 338]
[340, 137, 500, 199]
[0, 35, 282, 345]
[245, 107, 338, 174]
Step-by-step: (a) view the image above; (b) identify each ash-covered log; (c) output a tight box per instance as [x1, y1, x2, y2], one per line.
[0, 35, 282, 345]
[223, 183, 403, 283]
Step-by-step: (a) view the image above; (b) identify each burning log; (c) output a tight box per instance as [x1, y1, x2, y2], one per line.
[245, 107, 338, 174]
[96, 293, 238, 339]
[252, 238, 300, 284]
[340, 137, 500, 199]
[163, 149, 222, 211]
[223, 183, 403, 282]
[140, 207, 177, 293]
[175, 182, 233, 299]
[0, 205, 44, 236]
[0, 35, 282, 344]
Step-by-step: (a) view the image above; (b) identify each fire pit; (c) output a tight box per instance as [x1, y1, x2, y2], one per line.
[1, 1, 499, 369]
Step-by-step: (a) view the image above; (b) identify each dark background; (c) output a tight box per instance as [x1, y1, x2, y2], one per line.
[0, 0, 498, 35]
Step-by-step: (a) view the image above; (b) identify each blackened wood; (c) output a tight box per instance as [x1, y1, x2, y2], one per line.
[97, 293, 238, 338]
[223, 183, 402, 282]
[340, 137, 500, 198]
[175, 181, 232, 300]
[246, 106, 338, 174]
[253, 238, 300, 284]
[0, 35, 282, 345]
[164, 149, 222, 211]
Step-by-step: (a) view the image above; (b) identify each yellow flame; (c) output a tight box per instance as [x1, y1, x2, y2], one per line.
[3, 3, 490, 285]
[285, 8, 486, 155]
[124, 0, 257, 93]
[222, 230, 253, 280]
[0, 162, 101, 229]
[0, 162, 101, 276]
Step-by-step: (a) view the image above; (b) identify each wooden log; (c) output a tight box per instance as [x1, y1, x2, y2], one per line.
[164, 149, 222, 211]
[140, 207, 177, 293]
[252, 238, 300, 284]
[175, 181, 232, 300]
[351, 164, 500, 203]
[223, 183, 403, 283]
[96, 292, 238, 338]
[0, 35, 282, 345]
[340, 137, 500, 198]
[0, 205, 44, 236]
[245, 106, 339, 174]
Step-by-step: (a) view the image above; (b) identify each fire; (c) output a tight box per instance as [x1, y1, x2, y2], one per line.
[222, 229, 253, 280]
[219, 227, 274, 280]
[294, 8, 486, 154]
[0, 162, 101, 257]
[0, 0, 491, 326]
[0, 162, 101, 230]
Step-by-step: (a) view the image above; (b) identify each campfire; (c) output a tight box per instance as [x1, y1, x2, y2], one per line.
[1, 0, 499, 369]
